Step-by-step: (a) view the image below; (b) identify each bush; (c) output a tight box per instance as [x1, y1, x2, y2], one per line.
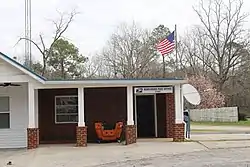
[187, 75, 225, 109]
[238, 113, 247, 121]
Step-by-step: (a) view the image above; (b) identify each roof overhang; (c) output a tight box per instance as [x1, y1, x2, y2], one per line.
[36, 79, 187, 89]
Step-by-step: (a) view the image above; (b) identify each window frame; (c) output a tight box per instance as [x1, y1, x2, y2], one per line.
[54, 95, 78, 124]
[0, 96, 10, 129]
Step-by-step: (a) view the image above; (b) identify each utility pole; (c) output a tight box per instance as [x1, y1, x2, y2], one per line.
[24, 0, 32, 68]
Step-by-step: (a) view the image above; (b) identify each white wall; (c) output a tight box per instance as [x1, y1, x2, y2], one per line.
[190, 107, 238, 122]
[0, 83, 28, 148]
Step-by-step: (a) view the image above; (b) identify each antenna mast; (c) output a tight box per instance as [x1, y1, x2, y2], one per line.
[24, 0, 32, 67]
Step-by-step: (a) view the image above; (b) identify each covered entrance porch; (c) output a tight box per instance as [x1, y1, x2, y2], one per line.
[29, 81, 186, 148]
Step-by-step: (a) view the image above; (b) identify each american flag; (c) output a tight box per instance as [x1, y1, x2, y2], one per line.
[156, 31, 175, 56]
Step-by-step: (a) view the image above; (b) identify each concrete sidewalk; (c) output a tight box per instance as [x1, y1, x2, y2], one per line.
[191, 133, 250, 141]
[1, 139, 250, 167]
[0, 142, 206, 167]
[191, 125, 250, 131]
[199, 140, 250, 149]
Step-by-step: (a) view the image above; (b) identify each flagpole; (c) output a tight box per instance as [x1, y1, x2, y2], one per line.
[175, 24, 178, 78]
[163, 55, 165, 78]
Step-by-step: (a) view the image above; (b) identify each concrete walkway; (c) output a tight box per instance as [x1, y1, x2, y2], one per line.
[0, 142, 206, 167]
[191, 125, 250, 131]
[1, 139, 250, 167]
[191, 133, 250, 141]
[199, 140, 250, 149]
[191, 125, 250, 135]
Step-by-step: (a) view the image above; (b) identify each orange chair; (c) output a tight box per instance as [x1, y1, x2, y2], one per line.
[95, 122, 123, 143]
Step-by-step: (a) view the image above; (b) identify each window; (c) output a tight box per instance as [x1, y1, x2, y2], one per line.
[55, 96, 78, 123]
[0, 96, 10, 129]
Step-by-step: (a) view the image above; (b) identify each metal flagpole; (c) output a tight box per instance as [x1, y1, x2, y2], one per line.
[175, 24, 178, 78]
[162, 55, 165, 78]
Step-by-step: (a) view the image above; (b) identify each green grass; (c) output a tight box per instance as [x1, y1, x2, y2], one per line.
[191, 120, 250, 126]
[191, 129, 223, 132]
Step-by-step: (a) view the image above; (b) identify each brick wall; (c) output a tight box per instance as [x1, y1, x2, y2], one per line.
[27, 128, 39, 149]
[76, 126, 87, 147]
[173, 123, 185, 142]
[125, 125, 136, 145]
[166, 93, 175, 138]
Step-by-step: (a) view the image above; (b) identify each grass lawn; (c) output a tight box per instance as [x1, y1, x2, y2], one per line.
[191, 129, 223, 132]
[191, 120, 250, 126]
[191, 129, 224, 133]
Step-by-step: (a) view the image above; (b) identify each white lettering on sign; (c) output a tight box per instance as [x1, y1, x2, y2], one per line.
[134, 87, 173, 94]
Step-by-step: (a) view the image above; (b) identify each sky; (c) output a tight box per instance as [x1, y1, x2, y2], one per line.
[0, 0, 249, 62]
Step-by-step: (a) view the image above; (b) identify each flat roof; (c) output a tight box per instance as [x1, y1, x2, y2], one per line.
[43, 78, 187, 88]
[0, 52, 187, 86]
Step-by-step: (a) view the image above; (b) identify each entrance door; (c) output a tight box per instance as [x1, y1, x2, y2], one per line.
[136, 95, 155, 138]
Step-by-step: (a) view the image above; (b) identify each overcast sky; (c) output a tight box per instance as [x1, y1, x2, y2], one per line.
[0, 0, 249, 62]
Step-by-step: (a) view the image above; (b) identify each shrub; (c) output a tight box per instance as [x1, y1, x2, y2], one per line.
[187, 75, 225, 109]
[238, 113, 247, 121]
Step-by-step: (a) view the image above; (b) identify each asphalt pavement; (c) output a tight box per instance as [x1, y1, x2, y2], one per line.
[98, 147, 250, 167]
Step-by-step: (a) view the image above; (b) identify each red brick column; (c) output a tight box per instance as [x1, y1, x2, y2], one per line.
[27, 128, 39, 149]
[76, 126, 87, 147]
[166, 93, 175, 138]
[125, 125, 136, 145]
[173, 123, 185, 142]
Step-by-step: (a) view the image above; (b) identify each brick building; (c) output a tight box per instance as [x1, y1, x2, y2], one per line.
[0, 52, 186, 149]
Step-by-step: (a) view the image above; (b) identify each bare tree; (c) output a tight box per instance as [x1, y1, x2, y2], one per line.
[99, 22, 161, 79]
[16, 10, 78, 76]
[184, 0, 249, 90]
[178, 27, 217, 76]
[83, 55, 104, 78]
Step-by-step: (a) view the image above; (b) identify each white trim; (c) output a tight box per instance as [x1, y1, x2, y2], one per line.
[135, 93, 157, 138]
[127, 85, 134, 125]
[54, 95, 78, 124]
[43, 79, 187, 88]
[180, 86, 184, 118]
[134, 95, 137, 138]
[34, 89, 39, 128]
[28, 83, 36, 128]
[154, 94, 158, 137]
[0, 96, 10, 129]
[175, 84, 184, 124]
[0, 54, 45, 83]
[78, 87, 85, 126]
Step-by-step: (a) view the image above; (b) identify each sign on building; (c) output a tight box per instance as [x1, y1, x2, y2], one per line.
[134, 87, 173, 94]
